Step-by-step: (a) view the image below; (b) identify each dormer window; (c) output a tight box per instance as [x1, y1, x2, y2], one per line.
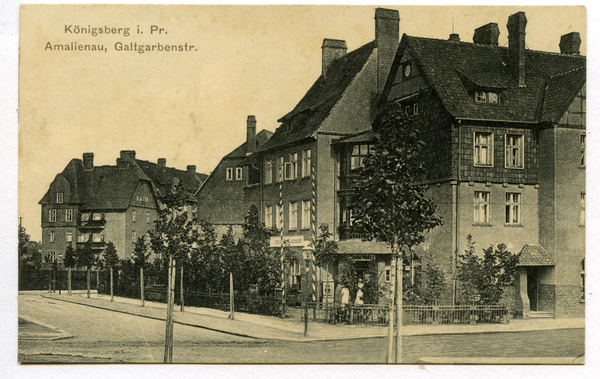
[475, 91, 499, 103]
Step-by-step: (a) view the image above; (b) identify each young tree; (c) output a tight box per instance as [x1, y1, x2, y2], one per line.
[241, 208, 280, 296]
[350, 101, 443, 363]
[314, 224, 339, 313]
[77, 237, 96, 298]
[219, 226, 242, 319]
[63, 244, 78, 295]
[132, 236, 150, 307]
[421, 255, 447, 305]
[148, 186, 197, 363]
[18, 225, 30, 288]
[457, 235, 520, 305]
[103, 241, 119, 302]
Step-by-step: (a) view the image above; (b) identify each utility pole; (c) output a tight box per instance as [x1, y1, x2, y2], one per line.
[164, 256, 175, 363]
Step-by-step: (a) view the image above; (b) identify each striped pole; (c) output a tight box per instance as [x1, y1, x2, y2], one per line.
[279, 182, 286, 318]
[310, 162, 317, 302]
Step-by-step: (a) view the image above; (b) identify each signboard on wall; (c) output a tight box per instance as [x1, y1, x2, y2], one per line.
[269, 235, 306, 247]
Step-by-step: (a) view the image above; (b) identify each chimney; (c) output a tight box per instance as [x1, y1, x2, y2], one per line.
[158, 158, 166, 167]
[507, 12, 527, 87]
[120, 150, 136, 160]
[449, 33, 460, 42]
[246, 115, 257, 154]
[83, 152, 94, 170]
[473, 23, 500, 46]
[321, 39, 347, 76]
[375, 8, 400, 95]
[560, 32, 581, 55]
[187, 165, 196, 173]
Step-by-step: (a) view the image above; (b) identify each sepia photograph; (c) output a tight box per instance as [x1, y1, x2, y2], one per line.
[11, 2, 589, 369]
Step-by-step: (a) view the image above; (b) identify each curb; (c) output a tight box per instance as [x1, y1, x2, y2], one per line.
[19, 314, 74, 341]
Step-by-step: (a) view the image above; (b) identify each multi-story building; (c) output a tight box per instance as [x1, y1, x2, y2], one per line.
[39, 150, 206, 260]
[195, 116, 272, 237]
[242, 9, 585, 317]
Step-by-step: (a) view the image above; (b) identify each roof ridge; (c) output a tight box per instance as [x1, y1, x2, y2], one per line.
[549, 65, 586, 80]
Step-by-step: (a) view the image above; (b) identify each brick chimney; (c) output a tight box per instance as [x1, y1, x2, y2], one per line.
[507, 12, 527, 87]
[120, 150, 136, 160]
[473, 23, 500, 46]
[375, 8, 400, 95]
[560, 32, 581, 55]
[246, 115, 257, 155]
[322, 39, 347, 76]
[449, 33, 460, 42]
[187, 165, 196, 173]
[83, 152, 94, 170]
[158, 158, 166, 167]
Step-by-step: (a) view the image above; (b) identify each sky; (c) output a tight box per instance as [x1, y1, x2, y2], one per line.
[17, 4, 586, 242]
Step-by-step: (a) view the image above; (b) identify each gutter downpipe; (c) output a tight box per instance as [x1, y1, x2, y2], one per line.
[452, 120, 462, 306]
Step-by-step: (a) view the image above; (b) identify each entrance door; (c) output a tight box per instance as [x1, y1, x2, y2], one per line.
[527, 268, 538, 311]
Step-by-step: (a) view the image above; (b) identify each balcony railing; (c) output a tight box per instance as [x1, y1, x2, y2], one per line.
[75, 240, 106, 249]
[78, 213, 106, 228]
[339, 227, 367, 241]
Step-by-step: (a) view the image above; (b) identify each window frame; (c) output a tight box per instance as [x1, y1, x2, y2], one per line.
[580, 193, 585, 226]
[474, 191, 491, 225]
[132, 230, 137, 243]
[132, 209, 136, 222]
[226, 167, 234, 181]
[65, 209, 73, 222]
[56, 193, 64, 204]
[302, 149, 311, 178]
[301, 200, 310, 229]
[265, 159, 273, 185]
[505, 192, 522, 225]
[265, 205, 273, 228]
[66, 230, 72, 242]
[473, 132, 494, 167]
[49, 209, 57, 222]
[580, 135, 586, 167]
[49, 230, 55, 242]
[289, 201, 298, 230]
[505, 134, 524, 169]
[351, 144, 373, 171]
[235, 167, 243, 180]
[147, 211, 151, 224]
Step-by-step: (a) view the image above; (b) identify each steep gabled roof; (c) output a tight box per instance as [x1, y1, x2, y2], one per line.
[135, 159, 207, 199]
[398, 35, 585, 123]
[259, 41, 377, 152]
[224, 129, 274, 159]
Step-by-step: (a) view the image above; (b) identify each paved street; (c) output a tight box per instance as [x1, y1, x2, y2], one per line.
[18, 294, 584, 363]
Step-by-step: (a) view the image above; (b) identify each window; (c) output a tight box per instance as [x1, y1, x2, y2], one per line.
[277, 156, 284, 182]
[93, 233, 104, 243]
[236, 167, 243, 180]
[414, 103, 419, 115]
[580, 193, 585, 226]
[132, 210, 136, 222]
[505, 135, 524, 168]
[81, 213, 90, 222]
[93, 213, 102, 221]
[580, 135, 586, 166]
[56, 193, 63, 204]
[78, 234, 89, 243]
[302, 149, 311, 177]
[49, 209, 57, 222]
[265, 159, 273, 185]
[276, 204, 283, 230]
[285, 152, 298, 180]
[136, 195, 140, 202]
[226, 168, 233, 181]
[292, 261, 302, 289]
[147, 211, 150, 224]
[385, 267, 391, 282]
[143, 196, 149, 202]
[474, 191, 490, 224]
[49, 231, 55, 242]
[289, 202, 298, 230]
[132, 231, 137, 242]
[49, 251, 56, 263]
[474, 132, 493, 166]
[475, 91, 498, 103]
[302, 200, 311, 229]
[505, 193, 521, 225]
[265, 205, 273, 228]
[351, 144, 372, 170]
[66, 230, 72, 242]
[65, 209, 73, 222]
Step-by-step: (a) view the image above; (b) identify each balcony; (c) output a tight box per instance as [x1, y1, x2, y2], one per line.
[76, 240, 106, 249]
[339, 227, 368, 241]
[78, 213, 106, 229]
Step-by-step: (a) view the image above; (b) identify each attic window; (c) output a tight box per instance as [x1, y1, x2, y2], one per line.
[56, 193, 64, 204]
[475, 91, 499, 103]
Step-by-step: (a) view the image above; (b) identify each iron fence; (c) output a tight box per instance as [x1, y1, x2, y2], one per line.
[403, 305, 510, 325]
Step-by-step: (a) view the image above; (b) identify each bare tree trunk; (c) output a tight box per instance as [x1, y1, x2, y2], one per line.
[68, 267, 72, 296]
[395, 246, 403, 364]
[180, 266, 184, 312]
[96, 269, 100, 295]
[140, 266, 145, 307]
[229, 271, 234, 320]
[86, 268, 91, 298]
[164, 256, 175, 363]
[386, 249, 396, 363]
[110, 267, 114, 302]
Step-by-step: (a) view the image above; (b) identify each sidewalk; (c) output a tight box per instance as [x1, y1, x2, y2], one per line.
[40, 292, 584, 342]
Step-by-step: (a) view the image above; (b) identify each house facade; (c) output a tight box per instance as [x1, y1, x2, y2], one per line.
[39, 150, 206, 261]
[195, 116, 272, 238]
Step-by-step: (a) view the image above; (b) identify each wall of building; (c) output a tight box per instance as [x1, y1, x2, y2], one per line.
[104, 211, 127, 259]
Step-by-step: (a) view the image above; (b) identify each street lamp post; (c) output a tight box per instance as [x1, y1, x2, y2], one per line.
[58, 254, 63, 295]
